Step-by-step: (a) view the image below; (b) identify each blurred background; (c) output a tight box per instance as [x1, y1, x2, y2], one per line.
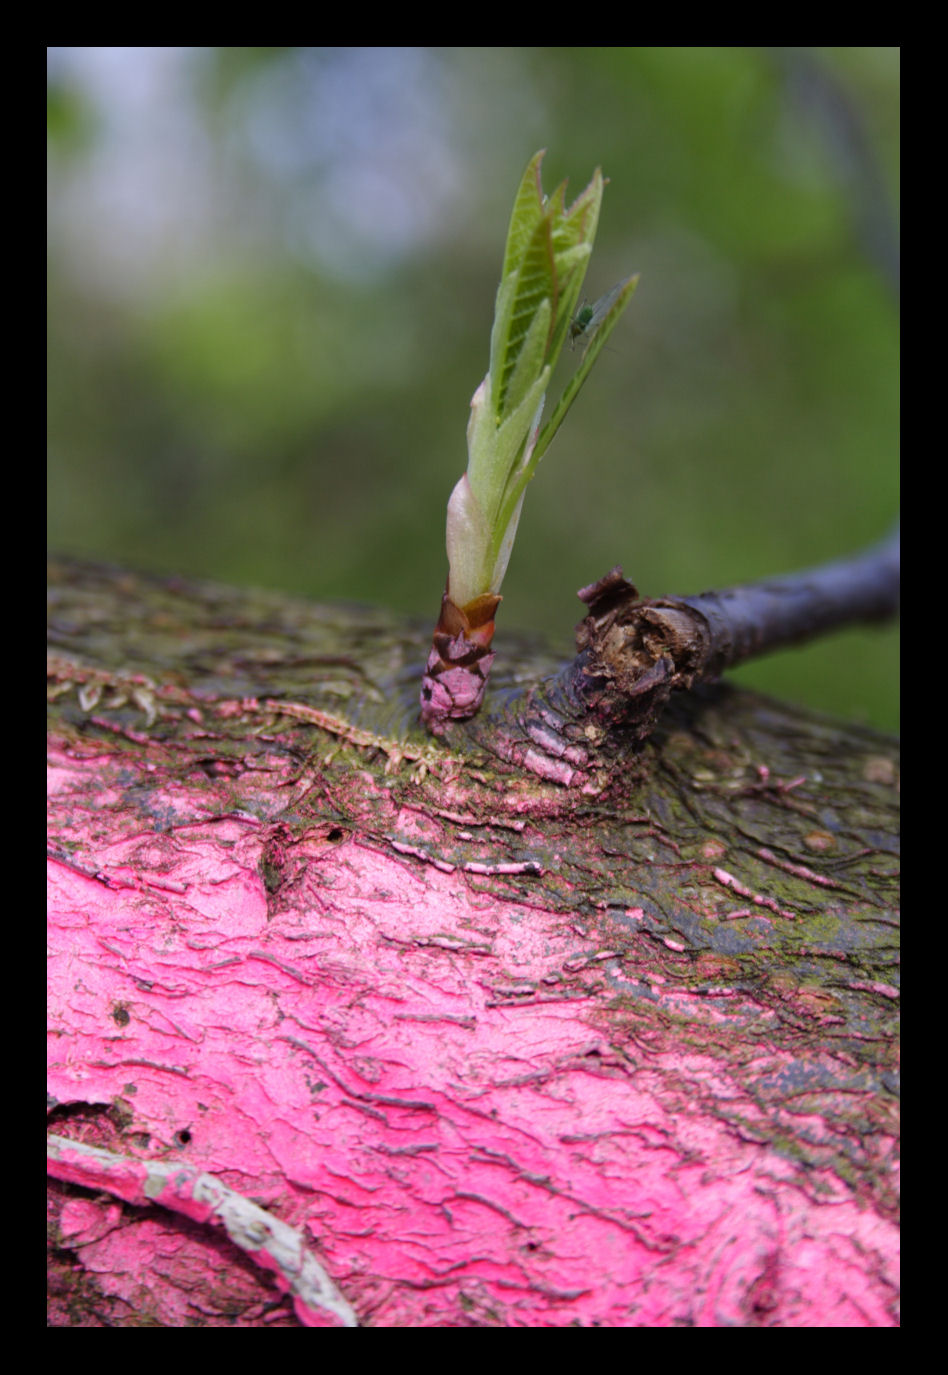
[47, 47, 899, 731]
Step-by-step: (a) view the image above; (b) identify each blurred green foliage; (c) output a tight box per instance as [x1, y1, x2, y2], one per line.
[47, 47, 899, 730]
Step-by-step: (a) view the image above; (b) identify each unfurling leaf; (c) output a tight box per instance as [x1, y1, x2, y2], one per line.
[421, 152, 637, 731]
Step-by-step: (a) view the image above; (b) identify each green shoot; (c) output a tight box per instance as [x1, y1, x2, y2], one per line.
[445, 152, 636, 609]
[421, 151, 637, 731]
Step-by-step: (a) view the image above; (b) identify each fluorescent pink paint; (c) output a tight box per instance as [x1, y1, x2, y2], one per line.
[48, 743, 899, 1327]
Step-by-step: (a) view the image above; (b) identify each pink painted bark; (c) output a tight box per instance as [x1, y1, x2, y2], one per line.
[47, 560, 899, 1327]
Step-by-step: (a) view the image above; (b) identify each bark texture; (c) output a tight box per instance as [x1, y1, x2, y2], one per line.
[47, 557, 899, 1328]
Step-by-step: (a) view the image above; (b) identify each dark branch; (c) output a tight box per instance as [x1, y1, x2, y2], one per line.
[475, 527, 899, 786]
[770, 48, 900, 302]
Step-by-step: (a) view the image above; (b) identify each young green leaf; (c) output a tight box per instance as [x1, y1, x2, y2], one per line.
[420, 153, 636, 733]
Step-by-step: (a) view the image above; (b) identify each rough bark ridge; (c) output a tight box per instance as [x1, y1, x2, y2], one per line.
[47, 557, 899, 1328]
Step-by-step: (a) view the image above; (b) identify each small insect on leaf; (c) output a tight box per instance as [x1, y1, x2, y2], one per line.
[569, 281, 629, 353]
[569, 302, 595, 349]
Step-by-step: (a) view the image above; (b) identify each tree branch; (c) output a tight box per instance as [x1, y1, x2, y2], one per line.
[476, 527, 899, 786]
[770, 48, 900, 302]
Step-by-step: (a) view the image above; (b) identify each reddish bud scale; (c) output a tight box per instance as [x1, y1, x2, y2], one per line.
[420, 591, 501, 733]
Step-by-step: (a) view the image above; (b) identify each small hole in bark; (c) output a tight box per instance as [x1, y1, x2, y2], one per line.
[327, 827, 345, 843]
[175, 1129, 192, 1146]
